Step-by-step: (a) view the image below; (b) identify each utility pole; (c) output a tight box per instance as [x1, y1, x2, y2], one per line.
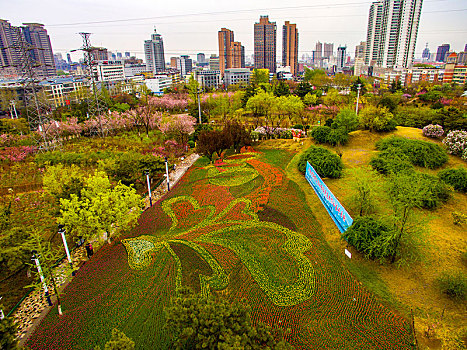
[355, 83, 362, 115]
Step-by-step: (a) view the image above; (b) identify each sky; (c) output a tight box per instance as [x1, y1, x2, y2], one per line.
[1, 0, 466, 62]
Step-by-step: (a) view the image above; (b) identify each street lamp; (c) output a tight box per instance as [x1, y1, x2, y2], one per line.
[164, 157, 170, 191]
[58, 225, 75, 276]
[355, 83, 362, 115]
[31, 251, 52, 306]
[0, 296, 4, 320]
[144, 169, 153, 207]
[196, 88, 202, 124]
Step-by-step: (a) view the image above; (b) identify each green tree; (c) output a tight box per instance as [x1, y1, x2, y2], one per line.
[251, 69, 270, 86]
[164, 287, 291, 350]
[246, 91, 276, 129]
[303, 68, 330, 88]
[358, 105, 397, 132]
[0, 307, 18, 350]
[350, 77, 368, 95]
[273, 81, 290, 97]
[331, 109, 359, 133]
[322, 88, 344, 107]
[303, 92, 318, 106]
[58, 171, 143, 242]
[347, 167, 382, 216]
[43, 164, 85, 202]
[295, 81, 313, 98]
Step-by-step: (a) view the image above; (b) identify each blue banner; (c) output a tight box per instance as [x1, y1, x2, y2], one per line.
[305, 162, 353, 233]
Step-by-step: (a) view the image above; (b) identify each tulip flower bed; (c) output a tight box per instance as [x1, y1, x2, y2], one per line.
[27, 148, 413, 349]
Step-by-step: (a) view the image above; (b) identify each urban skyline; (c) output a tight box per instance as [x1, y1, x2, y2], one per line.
[1, 0, 466, 61]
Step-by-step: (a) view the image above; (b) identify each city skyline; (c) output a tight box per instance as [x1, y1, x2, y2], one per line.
[1, 0, 466, 62]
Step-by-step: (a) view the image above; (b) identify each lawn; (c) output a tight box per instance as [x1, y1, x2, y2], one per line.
[27, 147, 414, 349]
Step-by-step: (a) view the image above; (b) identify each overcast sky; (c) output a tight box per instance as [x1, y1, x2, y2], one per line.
[2, 0, 466, 62]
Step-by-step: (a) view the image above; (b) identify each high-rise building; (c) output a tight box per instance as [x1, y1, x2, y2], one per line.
[22, 22, 56, 77]
[254, 16, 276, 73]
[323, 43, 334, 59]
[144, 29, 166, 74]
[125, 52, 130, 58]
[197, 53, 206, 64]
[170, 57, 178, 68]
[422, 43, 430, 60]
[67, 53, 72, 64]
[337, 46, 347, 70]
[91, 47, 108, 61]
[314, 41, 323, 64]
[209, 55, 220, 70]
[436, 44, 450, 62]
[365, 0, 423, 68]
[282, 21, 298, 76]
[355, 41, 366, 59]
[218, 28, 234, 75]
[231, 41, 245, 68]
[177, 55, 192, 76]
[0, 19, 20, 75]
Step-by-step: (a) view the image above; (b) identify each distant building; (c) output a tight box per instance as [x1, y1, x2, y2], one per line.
[144, 29, 166, 74]
[177, 55, 192, 76]
[254, 15, 276, 73]
[194, 70, 221, 89]
[224, 68, 251, 87]
[337, 46, 347, 71]
[145, 76, 172, 95]
[231, 41, 245, 68]
[91, 47, 108, 61]
[422, 44, 430, 60]
[323, 43, 333, 59]
[124, 63, 147, 77]
[170, 57, 178, 68]
[39, 76, 88, 107]
[282, 21, 298, 76]
[209, 55, 220, 71]
[436, 44, 450, 62]
[93, 60, 125, 82]
[125, 52, 130, 58]
[314, 41, 323, 65]
[218, 28, 234, 76]
[197, 53, 206, 64]
[457, 51, 467, 65]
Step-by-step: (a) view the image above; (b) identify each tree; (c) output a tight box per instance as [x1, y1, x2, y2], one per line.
[358, 105, 396, 132]
[331, 109, 359, 133]
[245, 91, 276, 129]
[222, 120, 252, 153]
[159, 114, 196, 145]
[43, 164, 85, 202]
[0, 308, 18, 350]
[164, 287, 291, 350]
[196, 129, 230, 161]
[350, 77, 368, 95]
[303, 93, 318, 106]
[273, 81, 290, 97]
[303, 68, 330, 88]
[58, 171, 143, 242]
[251, 69, 270, 86]
[347, 167, 382, 216]
[104, 328, 135, 350]
[295, 81, 313, 98]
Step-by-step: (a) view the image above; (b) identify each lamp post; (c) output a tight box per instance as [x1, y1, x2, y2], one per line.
[144, 169, 153, 207]
[355, 83, 362, 115]
[164, 157, 170, 191]
[58, 225, 75, 276]
[0, 296, 4, 320]
[197, 88, 202, 124]
[31, 251, 52, 306]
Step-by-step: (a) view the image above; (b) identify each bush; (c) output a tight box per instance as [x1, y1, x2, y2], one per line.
[437, 271, 467, 300]
[311, 126, 331, 144]
[438, 168, 467, 192]
[416, 173, 450, 209]
[359, 105, 397, 132]
[331, 109, 359, 133]
[443, 130, 467, 156]
[342, 216, 394, 259]
[298, 145, 343, 178]
[370, 147, 414, 175]
[422, 124, 444, 138]
[376, 136, 448, 169]
[326, 128, 349, 146]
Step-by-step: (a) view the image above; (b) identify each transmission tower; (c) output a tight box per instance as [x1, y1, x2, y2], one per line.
[73, 32, 106, 136]
[9, 27, 61, 151]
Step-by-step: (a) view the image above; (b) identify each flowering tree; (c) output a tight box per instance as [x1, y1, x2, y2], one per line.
[149, 94, 190, 113]
[159, 113, 196, 145]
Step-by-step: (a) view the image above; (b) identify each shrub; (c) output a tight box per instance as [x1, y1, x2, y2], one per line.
[311, 126, 331, 144]
[376, 136, 448, 169]
[463, 148, 467, 161]
[438, 168, 467, 192]
[331, 109, 359, 133]
[437, 271, 467, 300]
[342, 216, 394, 259]
[326, 128, 349, 146]
[443, 130, 467, 156]
[416, 173, 450, 209]
[422, 124, 444, 138]
[298, 145, 343, 178]
[370, 147, 414, 175]
[359, 105, 397, 132]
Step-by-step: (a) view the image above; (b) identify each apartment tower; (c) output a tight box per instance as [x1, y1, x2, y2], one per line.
[254, 16, 276, 73]
[144, 29, 166, 74]
[218, 28, 234, 75]
[365, 0, 423, 68]
[282, 21, 298, 76]
[231, 41, 245, 68]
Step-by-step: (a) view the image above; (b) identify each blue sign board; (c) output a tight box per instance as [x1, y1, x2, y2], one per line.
[305, 162, 353, 233]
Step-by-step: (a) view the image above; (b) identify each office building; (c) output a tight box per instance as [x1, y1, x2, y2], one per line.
[177, 55, 192, 76]
[209, 55, 220, 71]
[144, 29, 166, 74]
[314, 41, 323, 65]
[91, 47, 108, 61]
[218, 28, 234, 75]
[254, 15, 276, 73]
[20, 22, 56, 77]
[422, 44, 430, 60]
[92, 60, 125, 82]
[194, 70, 222, 89]
[170, 57, 178, 68]
[282, 21, 298, 76]
[337, 46, 347, 71]
[197, 53, 206, 64]
[365, 0, 423, 68]
[0, 19, 20, 76]
[224, 68, 251, 87]
[436, 44, 450, 62]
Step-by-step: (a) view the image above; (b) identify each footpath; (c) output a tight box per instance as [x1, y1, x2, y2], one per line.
[16, 153, 200, 347]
